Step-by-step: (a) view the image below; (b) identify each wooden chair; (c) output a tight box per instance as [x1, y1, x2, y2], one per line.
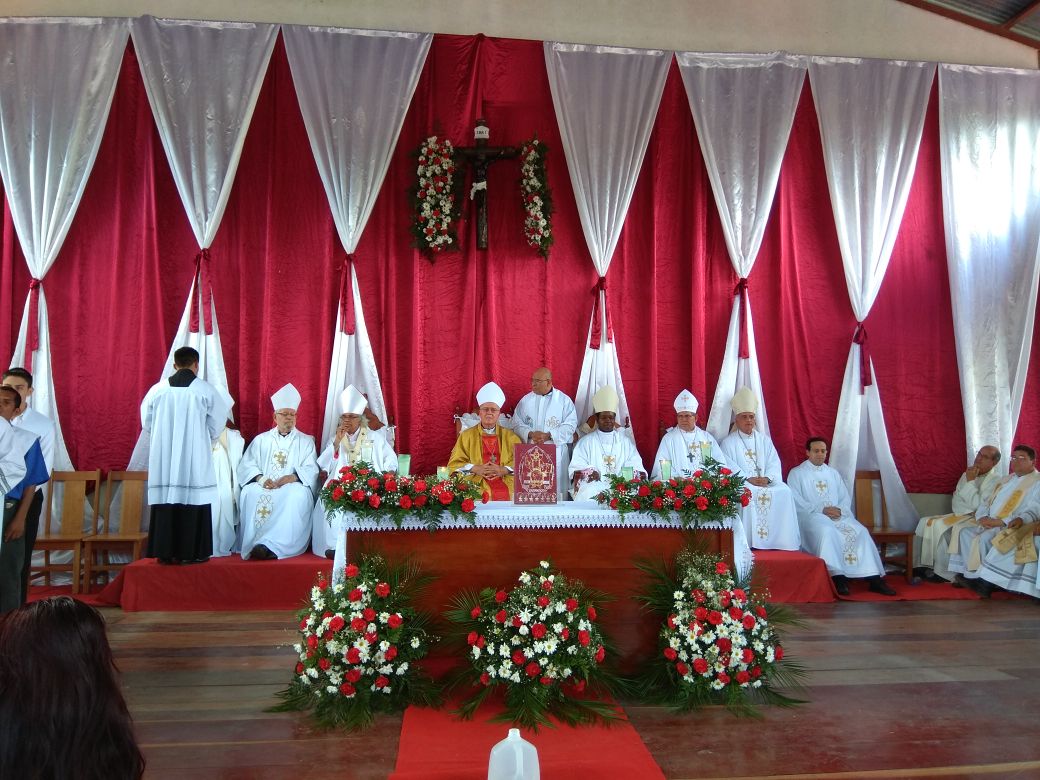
[31, 469, 101, 595]
[82, 471, 149, 589]
[854, 470, 914, 583]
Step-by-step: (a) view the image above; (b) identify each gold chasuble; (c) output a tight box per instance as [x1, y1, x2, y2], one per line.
[448, 424, 522, 500]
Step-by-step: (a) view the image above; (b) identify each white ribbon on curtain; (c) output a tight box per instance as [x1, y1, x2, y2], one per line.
[0, 17, 128, 476]
[544, 42, 670, 428]
[283, 26, 431, 450]
[129, 16, 276, 390]
[809, 56, 935, 530]
[675, 52, 806, 440]
[939, 64, 1040, 463]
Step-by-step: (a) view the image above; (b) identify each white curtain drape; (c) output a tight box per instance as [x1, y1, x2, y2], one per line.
[0, 17, 127, 475]
[939, 64, 1040, 463]
[283, 26, 431, 450]
[809, 56, 935, 530]
[544, 42, 670, 427]
[675, 52, 806, 440]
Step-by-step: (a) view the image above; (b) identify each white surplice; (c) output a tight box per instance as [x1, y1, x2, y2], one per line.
[719, 429, 800, 551]
[512, 388, 579, 499]
[237, 427, 319, 559]
[210, 427, 244, 557]
[948, 471, 1040, 578]
[913, 467, 1002, 578]
[569, 429, 645, 501]
[650, 427, 729, 481]
[787, 460, 884, 578]
[311, 427, 397, 556]
[141, 374, 226, 506]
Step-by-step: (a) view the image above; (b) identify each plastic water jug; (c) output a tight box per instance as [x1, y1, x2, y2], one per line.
[487, 728, 540, 780]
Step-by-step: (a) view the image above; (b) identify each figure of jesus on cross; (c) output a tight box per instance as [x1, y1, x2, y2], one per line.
[455, 119, 517, 249]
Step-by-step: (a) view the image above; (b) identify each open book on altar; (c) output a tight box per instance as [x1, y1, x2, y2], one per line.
[514, 443, 557, 505]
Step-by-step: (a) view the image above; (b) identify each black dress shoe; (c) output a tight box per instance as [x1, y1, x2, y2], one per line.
[926, 573, 948, 584]
[250, 544, 276, 560]
[952, 574, 969, 589]
[868, 577, 898, 596]
[967, 578, 995, 599]
[832, 576, 850, 596]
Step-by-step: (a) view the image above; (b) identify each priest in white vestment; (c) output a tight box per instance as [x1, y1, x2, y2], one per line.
[650, 390, 729, 481]
[311, 385, 398, 557]
[511, 367, 578, 500]
[211, 425, 245, 558]
[913, 445, 1002, 582]
[788, 437, 896, 596]
[972, 521, 1040, 599]
[238, 384, 319, 561]
[569, 386, 645, 501]
[141, 346, 227, 564]
[949, 444, 1040, 585]
[719, 388, 800, 551]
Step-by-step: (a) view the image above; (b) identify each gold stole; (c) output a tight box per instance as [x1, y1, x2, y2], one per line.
[966, 472, 1040, 570]
[343, 428, 369, 464]
[991, 523, 1040, 565]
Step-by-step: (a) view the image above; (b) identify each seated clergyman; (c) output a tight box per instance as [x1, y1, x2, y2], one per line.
[448, 382, 521, 501]
[787, 437, 896, 596]
[913, 445, 1001, 582]
[718, 387, 800, 551]
[949, 444, 1040, 588]
[569, 385, 645, 501]
[311, 384, 397, 557]
[650, 389, 728, 480]
[969, 514, 1040, 599]
[237, 383, 319, 561]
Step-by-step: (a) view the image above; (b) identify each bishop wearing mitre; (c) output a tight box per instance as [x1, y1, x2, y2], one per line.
[448, 381, 522, 500]
[650, 389, 729, 480]
[569, 385, 645, 501]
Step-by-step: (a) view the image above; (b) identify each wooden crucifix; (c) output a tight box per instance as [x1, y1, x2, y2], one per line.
[455, 119, 518, 250]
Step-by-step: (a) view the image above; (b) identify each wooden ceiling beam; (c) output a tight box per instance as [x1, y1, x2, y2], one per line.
[893, 0, 1040, 48]
[1002, 0, 1040, 30]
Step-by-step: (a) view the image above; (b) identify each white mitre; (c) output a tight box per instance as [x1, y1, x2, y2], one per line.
[271, 383, 302, 412]
[673, 389, 698, 414]
[730, 387, 758, 415]
[592, 385, 619, 414]
[476, 381, 506, 409]
[339, 384, 367, 415]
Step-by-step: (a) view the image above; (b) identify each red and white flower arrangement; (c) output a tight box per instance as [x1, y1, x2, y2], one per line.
[412, 135, 461, 259]
[272, 554, 439, 729]
[446, 560, 619, 729]
[517, 136, 553, 258]
[635, 548, 805, 715]
[320, 461, 484, 530]
[596, 456, 751, 528]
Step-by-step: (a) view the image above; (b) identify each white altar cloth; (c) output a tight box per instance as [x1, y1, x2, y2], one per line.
[330, 500, 754, 583]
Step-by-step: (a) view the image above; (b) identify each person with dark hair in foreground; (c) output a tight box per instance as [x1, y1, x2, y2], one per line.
[0, 596, 145, 779]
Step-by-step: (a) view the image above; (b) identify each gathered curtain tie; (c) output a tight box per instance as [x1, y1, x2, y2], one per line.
[188, 249, 214, 335]
[853, 322, 873, 393]
[734, 277, 750, 359]
[589, 276, 613, 350]
[339, 254, 357, 336]
[27, 278, 43, 354]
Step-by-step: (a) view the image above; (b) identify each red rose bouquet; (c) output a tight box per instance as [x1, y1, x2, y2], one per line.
[321, 461, 482, 530]
[596, 456, 750, 528]
[272, 554, 439, 729]
[635, 547, 805, 715]
[445, 560, 619, 730]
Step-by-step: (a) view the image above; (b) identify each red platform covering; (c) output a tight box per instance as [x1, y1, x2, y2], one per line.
[751, 549, 837, 603]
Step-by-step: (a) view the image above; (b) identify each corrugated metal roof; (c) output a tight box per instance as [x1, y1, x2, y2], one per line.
[895, 0, 1040, 46]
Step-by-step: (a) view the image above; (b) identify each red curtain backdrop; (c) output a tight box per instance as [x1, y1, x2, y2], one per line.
[0, 33, 1008, 493]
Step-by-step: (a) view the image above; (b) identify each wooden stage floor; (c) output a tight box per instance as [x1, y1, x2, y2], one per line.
[111, 599, 1040, 779]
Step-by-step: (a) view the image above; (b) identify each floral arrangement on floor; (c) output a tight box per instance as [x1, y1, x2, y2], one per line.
[634, 547, 805, 716]
[271, 554, 440, 730]
[445, 559, 619, 730]
[517, 136, 553, 258]
[320, 461, 484, 530]
[596, 457, 751, 528]
[412, 135, 461, 259]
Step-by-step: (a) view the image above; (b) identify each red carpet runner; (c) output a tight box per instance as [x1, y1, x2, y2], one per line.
[390, 699, 664, 779]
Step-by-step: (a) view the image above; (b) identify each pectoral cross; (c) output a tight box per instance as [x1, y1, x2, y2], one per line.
[603, 454, 616, 470]
[687, 444, 696, 463]
[455, 119, 518, 249]
[274, 450, 288, 469]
